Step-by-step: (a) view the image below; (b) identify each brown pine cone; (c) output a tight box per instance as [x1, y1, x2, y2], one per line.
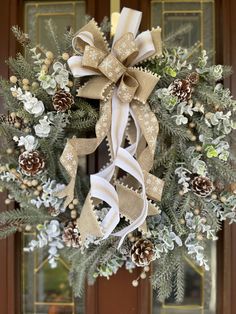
[62, 221, 81, 248]
[169, 79, 192, 101]
[52, 89, 74, 112]
[19, 150, 45, 176]
[0, 113, 25, 129]
[191, 176, 213, 197]
[130, 238, 155, 267]
[187, 72, 200, 85]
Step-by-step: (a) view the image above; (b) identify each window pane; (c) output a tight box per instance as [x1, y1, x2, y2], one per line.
[151, 0, 215, 62]
[151, 1, 216, 313]
[23, 3, 86, 313]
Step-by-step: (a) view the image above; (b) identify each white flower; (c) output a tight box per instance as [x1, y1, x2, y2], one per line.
[53, 62, 69, 91]
[18, 135, 38, 152]
[10, 86, 23, 99]
[22, 91, 45, 117]
[46, 220, 61, 238]
[38, 70, 57, 95]
[34, 116, 51, 138]
[209, 65, 223, 80]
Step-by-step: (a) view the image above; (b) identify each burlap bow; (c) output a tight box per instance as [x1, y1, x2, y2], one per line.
[57, 7, 164, 246]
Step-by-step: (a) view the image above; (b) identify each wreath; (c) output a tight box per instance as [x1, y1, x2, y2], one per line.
[0, 8, 236, 301]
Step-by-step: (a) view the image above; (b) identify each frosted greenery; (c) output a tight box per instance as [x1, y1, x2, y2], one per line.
[0, 20, 235, 302]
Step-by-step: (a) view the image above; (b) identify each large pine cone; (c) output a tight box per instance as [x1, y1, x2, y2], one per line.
[191, 176, 213, 197]
[169, 79, 192, 101]
[52, 89, 74, 112]
[62, 221, 81, 248]
[130, 238, 155, 267]
[19, 150, 45, 176]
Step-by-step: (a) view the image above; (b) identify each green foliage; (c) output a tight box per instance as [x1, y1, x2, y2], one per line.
[0, 78, 18, 111]
[0, 17, 236, 305]
[7, 53, 36, 80]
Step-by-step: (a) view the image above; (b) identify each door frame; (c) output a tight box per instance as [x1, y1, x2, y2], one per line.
[0, 0, 236, 313]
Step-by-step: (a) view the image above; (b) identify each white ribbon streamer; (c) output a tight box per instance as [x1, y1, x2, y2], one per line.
[68, 7, 159, 246]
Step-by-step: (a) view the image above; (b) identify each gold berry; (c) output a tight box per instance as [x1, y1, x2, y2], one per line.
[144, 266, 150, 272]
[62, 52, 69, 61]
[46, 51, 54, 59]
[12, 91, 18, 97]
[190, 135, 197, 142]
[32, 82, 39, 89]
[195, 145, 202, 152]
[5, 199, 11, 205]
[132, 280, 139, 287]
[179, 218, 185, 225]
[25, 224, 32, 232]
[68, 203, 75, 210]
[10, 76, 18, 84]
[44, 58, 52, 66]
[189, 122, 196, 128]
[67, 80, 74, 87]
[220, 196, 227, 203]
[211, 193, 217, 200]
[72, 198, 79, 205]
[41, 64, 48, 72]
[140, 272, 147, 279]
[71, 210, 77, 219]
[23, 84, 30, 91]
[22, 78, 29, 85]
[14, 122, 21, 129]
[32, 180, 38, 187]
[197, 234, 204, 241]
[6, 148, 13, 154]
[33, 190, 40, 196]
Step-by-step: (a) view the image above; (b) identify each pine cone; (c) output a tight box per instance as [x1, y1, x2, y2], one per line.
[52, 89, 74, 112]
[187, 72, 199, 85]
[0, 113, 25, 129]
[169, 79, 192, 101]
[19, 150, 45, 176]
[130, 238, 155, 267]
[191, 176, 213, 197]
[62, 221, 81, 248]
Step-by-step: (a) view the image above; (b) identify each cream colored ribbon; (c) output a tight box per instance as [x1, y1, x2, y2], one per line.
[57, 7, 164, 246]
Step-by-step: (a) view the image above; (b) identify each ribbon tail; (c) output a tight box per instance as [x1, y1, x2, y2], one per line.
[55, 178, 76, 208]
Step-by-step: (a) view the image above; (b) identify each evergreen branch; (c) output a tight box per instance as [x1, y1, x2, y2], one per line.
[0, 78, 19, 111]
[0, 225, 18, 239]
[0, 207, 51, 226]
[7, 53, 36, 80]
[46, 19, 62, 55]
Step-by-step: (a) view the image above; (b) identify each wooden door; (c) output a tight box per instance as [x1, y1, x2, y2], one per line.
[0, 1, 236, 313]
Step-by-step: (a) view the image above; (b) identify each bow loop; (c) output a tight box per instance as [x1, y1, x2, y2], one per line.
[60, 7, 164, 245]
[127, 68, 160, 104]
[82, 45, 107, 69]
[117, 72, 139, 103]
[113, 32, 139, 65]
[72, 19, 109, 53]
[98, 53, 126, 83]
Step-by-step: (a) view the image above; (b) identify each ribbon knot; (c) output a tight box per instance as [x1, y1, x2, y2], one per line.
[57, 7, 164, 246]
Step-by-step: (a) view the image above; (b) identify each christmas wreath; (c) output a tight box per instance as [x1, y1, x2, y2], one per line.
[0, 7, 236, 301]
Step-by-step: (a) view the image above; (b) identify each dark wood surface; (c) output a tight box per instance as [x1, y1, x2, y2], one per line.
[0, 1, 23, 313]
[215, 1, 236, 313]
[0, 0, 236, 313]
